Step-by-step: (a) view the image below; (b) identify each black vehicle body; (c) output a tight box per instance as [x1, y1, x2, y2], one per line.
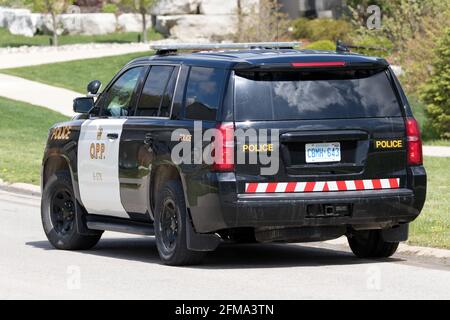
[42, 48, 426, 255]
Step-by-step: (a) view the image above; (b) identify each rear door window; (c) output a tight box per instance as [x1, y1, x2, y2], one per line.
[136, 65, 175, 117]
[184, 67, 226, 121]
[234, 69, 402, 121]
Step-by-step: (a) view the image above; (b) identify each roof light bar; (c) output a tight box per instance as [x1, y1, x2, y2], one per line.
[292, 61, 346, 68]
[151, 42, 301, 53]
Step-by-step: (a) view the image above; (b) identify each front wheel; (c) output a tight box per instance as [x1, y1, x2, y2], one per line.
[347, 230, 399, 258]
[41, 172, 102, 250]
[154, 180, 205, 266]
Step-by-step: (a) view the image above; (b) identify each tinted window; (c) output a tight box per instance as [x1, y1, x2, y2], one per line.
[101, 67, 144, 117]
[235, 69, 402, 121]
[160, 68, 178, 117]
[136, 66, 175, 117]
[185, 67, 225, 121]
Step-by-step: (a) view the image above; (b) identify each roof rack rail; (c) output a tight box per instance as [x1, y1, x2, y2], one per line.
[150, 42, 301, 55]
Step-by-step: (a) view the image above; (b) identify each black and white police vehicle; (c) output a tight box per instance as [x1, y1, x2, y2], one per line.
[41, 42, 426, 265]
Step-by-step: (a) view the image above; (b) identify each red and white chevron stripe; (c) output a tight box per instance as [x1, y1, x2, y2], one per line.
[245, 178, 400, 193]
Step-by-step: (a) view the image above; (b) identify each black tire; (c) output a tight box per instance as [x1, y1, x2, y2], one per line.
[41, 171, 102, 250]
[347, 230, 399, 259]
[154, 180, 205, 266]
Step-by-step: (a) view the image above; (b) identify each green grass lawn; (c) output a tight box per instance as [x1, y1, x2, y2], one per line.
[0, 27, 161, 47]
[408, 156, 450, 249]
[1, 51, 151, 93]
[0, 97, 68, 184]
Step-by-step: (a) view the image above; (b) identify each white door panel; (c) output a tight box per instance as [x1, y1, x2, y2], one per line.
[78, 118, 128, 218]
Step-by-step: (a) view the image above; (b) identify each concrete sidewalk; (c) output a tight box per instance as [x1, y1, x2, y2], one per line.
[423, 146, 450, 157]
[0, 73, 79, 117]
[0, 43, 149, 69]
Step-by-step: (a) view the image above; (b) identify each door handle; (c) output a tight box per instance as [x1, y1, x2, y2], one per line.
[107, 133, 119, 140]
[144, 133, 153, 146]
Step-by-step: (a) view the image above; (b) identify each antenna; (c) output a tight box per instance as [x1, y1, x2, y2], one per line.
[336, 40, 387, 53]
[150, 42, 301, 55]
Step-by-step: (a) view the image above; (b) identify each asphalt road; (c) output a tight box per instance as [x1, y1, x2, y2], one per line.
[0, 188, 448, 300]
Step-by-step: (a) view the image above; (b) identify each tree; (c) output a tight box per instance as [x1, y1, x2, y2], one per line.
[122, 0, 155, 43]
[235, 0, 289, 42]
[420, 29, 450, 139]
[28, 0, 72, 46]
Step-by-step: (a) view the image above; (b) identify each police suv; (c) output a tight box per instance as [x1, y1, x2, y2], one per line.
[41, 42, 426, 265]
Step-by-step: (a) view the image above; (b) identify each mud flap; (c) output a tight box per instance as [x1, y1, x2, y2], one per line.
[186, 212, 221, 251]
[75, 200, 102, 236]
[381, 223, 409, 242]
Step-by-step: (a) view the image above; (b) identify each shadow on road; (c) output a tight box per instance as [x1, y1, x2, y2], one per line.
[26, 237, 402, 269]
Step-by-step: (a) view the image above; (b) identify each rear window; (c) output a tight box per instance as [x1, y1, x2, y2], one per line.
[234, 69, 402, 121]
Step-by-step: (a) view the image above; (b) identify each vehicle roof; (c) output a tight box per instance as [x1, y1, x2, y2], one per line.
[127, 49, 388, 69]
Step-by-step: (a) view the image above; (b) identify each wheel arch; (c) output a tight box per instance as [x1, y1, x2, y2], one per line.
[42, 154, 77, 197]
[149, 162, 189, 219]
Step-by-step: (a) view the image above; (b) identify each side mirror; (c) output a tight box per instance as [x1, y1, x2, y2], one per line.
[73, 97, 94, 114]
[87, 80, 101, 96]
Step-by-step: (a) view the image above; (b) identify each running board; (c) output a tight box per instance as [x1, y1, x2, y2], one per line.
[86, 215, 154, 236]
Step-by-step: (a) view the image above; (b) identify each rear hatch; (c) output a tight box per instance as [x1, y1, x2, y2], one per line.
[232, 61, 407, 194]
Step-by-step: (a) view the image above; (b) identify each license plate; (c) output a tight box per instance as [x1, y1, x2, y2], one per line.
[305, 142, 341, 163]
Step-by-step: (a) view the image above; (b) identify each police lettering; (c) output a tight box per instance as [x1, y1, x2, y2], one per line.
[375, 140, 403, 149]
[90, 143, 105, 159]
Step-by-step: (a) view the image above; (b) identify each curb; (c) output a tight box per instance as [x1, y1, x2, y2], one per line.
[1, 180, 449, 261]
[324, 237, 450, 260]
[0, 180, 41, 197]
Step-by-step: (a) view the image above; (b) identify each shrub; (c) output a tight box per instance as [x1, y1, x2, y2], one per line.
[291, 18, 353, 42]
[304, 40, 335, 51]
[102, 3, 119, 14]
[420, 29, 450, 139]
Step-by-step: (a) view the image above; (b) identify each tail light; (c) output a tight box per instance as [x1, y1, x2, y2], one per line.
[212, 122, 235, 172]
[406, 118, 423, 165]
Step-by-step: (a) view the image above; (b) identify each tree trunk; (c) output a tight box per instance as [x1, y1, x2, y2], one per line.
[237, 0, 243, 41]
[141, 11, 147, 43]
[51, 11, 58, 47]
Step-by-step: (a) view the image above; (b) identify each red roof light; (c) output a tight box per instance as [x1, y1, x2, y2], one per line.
[291, 61, 346, 68]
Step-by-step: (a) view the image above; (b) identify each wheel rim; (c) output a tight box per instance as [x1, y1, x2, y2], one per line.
[50, 188, 75, 236]
[159, 198, 178, 252]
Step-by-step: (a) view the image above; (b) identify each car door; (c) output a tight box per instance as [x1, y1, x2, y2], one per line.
[77, 66, 146, 218]
[119, 64, 180, 220]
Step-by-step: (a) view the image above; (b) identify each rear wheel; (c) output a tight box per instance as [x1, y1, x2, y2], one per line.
[347, 230, 399, 258]
[154, 180, 205, 266]
[41, 172, 102, 250]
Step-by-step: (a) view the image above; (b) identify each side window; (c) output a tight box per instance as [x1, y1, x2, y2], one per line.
[185, 67, 225, 121]
[101, 67, 144, 117]
[136, 66, 175, 117]
[160, 69, 178, 117]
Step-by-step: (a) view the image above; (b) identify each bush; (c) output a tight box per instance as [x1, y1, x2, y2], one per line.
[304, 40, 335, 51]
[102, 3, 118, 14]
[420, 29, 450, 139]
[291, 18, 353, 42]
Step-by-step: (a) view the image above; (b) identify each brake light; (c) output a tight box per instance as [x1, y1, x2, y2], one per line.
[406, 118, 423, 165]
[212, 122, 235, 172]
[291, 61, 346, 68]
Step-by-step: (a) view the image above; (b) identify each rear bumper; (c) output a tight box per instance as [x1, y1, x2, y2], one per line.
[188, 167, 426, 233]
[233, 189, 418, 228]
